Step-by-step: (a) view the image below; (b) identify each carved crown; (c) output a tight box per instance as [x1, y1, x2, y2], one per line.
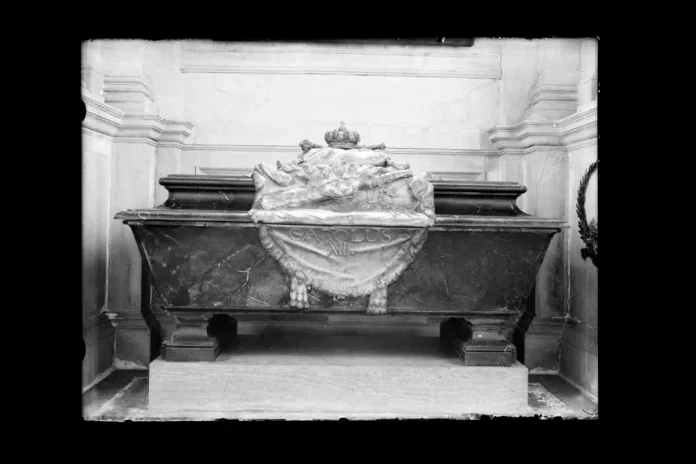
[324, 121, 361, 149]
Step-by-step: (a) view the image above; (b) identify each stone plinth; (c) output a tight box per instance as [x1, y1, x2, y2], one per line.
[148, 333, 529, 419]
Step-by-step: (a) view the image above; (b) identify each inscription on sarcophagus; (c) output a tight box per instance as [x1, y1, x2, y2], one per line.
[259, 224, 427, 313]
[288, 227, 395, 256]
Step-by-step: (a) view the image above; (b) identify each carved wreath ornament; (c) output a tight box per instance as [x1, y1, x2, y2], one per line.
[576, 160, 598, 267]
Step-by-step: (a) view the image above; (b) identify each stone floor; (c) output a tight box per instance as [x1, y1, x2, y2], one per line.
[83, 369, 598, 421]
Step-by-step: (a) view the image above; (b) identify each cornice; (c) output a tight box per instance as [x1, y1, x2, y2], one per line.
[565, 137, 597, 152]
[103, 74, 156, 114]
[83, 84, 194, 147]
[181, 42, 501, 79]
[524, 82, 579, 122]
[181, 65, 501, 79]
[528, 84, 578, 106]
[488, 102, 597, 151]
[558, 101, 597, 146]
[159, 120, 195, 146]
[82, 88, 124, 137]
[103, 75, 153, 98]
[114, 113, 166, 142]
[181, 41, 496, 58]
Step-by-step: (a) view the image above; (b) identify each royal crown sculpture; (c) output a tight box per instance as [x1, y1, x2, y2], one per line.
[250, 122, 435, 314]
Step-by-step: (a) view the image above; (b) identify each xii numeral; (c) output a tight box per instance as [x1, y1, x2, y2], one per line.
[330, 241, 349, 256]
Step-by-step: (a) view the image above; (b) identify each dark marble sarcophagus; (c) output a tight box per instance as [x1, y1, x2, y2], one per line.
[116, 126, 565, 366]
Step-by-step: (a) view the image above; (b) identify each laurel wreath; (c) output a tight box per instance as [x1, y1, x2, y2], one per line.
[576, 160, 598, 267]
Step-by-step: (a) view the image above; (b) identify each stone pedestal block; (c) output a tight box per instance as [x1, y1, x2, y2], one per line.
[149, 334, 529, 419]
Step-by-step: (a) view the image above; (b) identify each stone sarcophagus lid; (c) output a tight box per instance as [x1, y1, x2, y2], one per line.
[116, 123, 565, 366]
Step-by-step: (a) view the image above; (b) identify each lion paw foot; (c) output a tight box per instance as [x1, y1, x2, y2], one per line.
[367, 287, 387, 315]
[289, 276, 309, 309]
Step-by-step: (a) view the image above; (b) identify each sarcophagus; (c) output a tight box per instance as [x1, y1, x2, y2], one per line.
[116, 123, 565, 366]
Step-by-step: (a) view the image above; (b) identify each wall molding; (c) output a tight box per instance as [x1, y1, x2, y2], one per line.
[181, 42, 501, 80]
[115, 114, 165, 143]
[181, 65, 501, 80]
[197, 167, 252, 176]
[103, 75, 157, 114]
[427, 171, 483, 181]
[527, 317, 567, 337]
[181, 41, 494, 58]
[488, 101, 597, 151]
[82, 88, 124, 137]
[159, 120, 195, 147]
[182, 144, 499, 157]
[103, 75, 153, 98]
[83, 85, 193, 147]
[565, 137, 597, 152]
[558, 102, 597, 146]
[106, 311, 150, 330]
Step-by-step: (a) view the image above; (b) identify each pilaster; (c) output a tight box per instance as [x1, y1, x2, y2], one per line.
[577, 38, 598, 109]
[82, 86, 123, 388]
[524, 39, 582, 122]
[97, 70, 194, 367]
[82, 41, 105, 100]
[487, 100, 597, 371]
[106, 112, 163, 330]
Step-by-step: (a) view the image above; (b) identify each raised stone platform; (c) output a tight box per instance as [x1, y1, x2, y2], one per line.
[149, 333, 528, 420]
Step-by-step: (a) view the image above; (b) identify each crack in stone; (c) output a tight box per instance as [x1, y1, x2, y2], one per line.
[196, 244, 254, 285]
[161, 233, 181, 246]
[438, 247, 451, 299]
[227, 255, 268, 301]
[248, 296, 271, 307]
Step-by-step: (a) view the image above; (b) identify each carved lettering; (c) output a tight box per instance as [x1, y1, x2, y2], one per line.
[304, 229, 320, 242]
[329, 241, 349, 256]
[379, 230, 392, 243]
[350, 228, 365, 243]
[288, 227, 395, 245]
[366, 229, 379, 242]
[290, 228, 305, 241]
[333, 229, 350, 242]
